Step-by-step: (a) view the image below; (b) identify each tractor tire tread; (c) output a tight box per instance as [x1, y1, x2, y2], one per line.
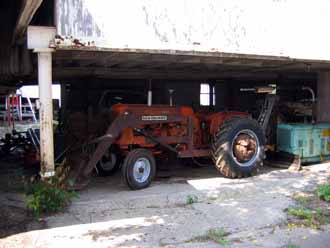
[212, 117, 265, 179]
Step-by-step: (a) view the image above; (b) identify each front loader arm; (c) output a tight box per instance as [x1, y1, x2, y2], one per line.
[83, 114, 134, 177]
[67, 110, 194, 190]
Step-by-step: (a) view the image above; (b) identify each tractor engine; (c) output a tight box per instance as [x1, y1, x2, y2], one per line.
[165, 123, 187, 137]
[108, 104, 201, 152]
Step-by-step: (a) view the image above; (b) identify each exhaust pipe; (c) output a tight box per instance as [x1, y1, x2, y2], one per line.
[302, 86, 316, 123]
[302, 86, 315, 103]
[148, 79, 152, 106]
[168, 89, 174, 106]
[148, 90, 152, 106]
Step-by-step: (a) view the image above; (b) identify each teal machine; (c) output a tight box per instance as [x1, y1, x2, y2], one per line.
[277, 123, 330, 163]
[243, 85, 329, 165]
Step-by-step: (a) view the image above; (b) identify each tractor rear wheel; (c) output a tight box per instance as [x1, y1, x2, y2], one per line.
[212, 117, 265, 178]
[122, 149, 156, 190]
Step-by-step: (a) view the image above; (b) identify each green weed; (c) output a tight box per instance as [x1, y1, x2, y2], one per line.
[293, 195, 312, 206]
[287, 206, 330, 228]
[287, 208, 312, 220]
[317, 184, 330, 202]
[287, 207, 313, 226]
[26, 177, 77, 217]
[287, 243, 299, 248]
[186, 228, 230, 246]
[207, 228, 230, 245]
[186, 195, 198, 205]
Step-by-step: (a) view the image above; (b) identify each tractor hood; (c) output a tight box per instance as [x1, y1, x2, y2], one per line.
[110, 104, 196, 118]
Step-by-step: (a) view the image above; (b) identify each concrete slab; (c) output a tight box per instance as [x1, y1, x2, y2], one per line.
[1, 163, 330, 248]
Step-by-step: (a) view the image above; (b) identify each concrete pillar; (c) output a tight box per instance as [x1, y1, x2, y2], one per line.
[36, 49, 55, 178]
[317, 72, 330, 123]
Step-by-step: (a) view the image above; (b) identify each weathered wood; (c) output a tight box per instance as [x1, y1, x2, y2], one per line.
[251, 62, 303, 73]
[52, 66, 278, 80]
[13, 0, 43, 43]
[50, 47, 327, 81]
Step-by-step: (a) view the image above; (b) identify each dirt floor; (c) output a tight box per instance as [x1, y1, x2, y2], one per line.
[1, 161, 330, 248]
[0, 159, 44, 239]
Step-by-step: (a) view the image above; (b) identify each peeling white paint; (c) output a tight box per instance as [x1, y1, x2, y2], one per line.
[55, 0, 330, 60]
[37, 51, 55, 177]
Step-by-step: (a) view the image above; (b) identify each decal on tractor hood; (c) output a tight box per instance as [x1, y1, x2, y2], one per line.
[142, 115, 168, 121]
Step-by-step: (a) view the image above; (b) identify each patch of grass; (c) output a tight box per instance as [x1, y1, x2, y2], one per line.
[186, 228, 230, 246]
[287, 208, 312, 220]
[317, 184, 330, 202]
[186, 195, 198, 205]
[207, 228, 230, 246]
[287, 206, 330, 228]
[293, 195, 312, 206]
[289, 189, 330, 229]
[25, 177, 78, 217]
[287, 207, 313, 226]
[287, 243, 299, 248]
[315, 208, 329, 225]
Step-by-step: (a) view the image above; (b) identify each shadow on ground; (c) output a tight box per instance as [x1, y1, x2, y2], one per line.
[1, 159, 330, 248]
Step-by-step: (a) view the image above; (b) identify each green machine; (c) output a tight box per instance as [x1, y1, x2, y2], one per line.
[277, 123, 330, 163]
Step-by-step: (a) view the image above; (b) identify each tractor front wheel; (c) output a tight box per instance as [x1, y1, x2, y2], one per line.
[122, 149, 156, 190]
[96, 151, 119, 176]
[212, 117, 265, 178]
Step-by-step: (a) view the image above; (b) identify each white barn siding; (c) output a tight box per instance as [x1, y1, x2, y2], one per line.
[55, 0, 330, 60]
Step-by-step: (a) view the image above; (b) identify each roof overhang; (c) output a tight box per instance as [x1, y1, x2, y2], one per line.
[50, 46, 328, 81]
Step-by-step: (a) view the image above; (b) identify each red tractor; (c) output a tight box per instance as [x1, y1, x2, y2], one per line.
[70, 102, 267, 190]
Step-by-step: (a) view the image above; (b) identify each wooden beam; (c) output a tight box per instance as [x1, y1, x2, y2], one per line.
[13, 0, 43, 43]
[53, 66, 279, 80]
[251, 62, 302, 72]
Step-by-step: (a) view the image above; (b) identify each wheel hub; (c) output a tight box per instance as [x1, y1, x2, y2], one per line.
[231, 129, 259, 167]
[133, 158, 151, 183]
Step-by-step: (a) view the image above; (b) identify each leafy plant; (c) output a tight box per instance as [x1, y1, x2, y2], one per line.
[317, 184, 330, 202]
[26, 177, 77, 217]
[186, 195, 198, 205]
